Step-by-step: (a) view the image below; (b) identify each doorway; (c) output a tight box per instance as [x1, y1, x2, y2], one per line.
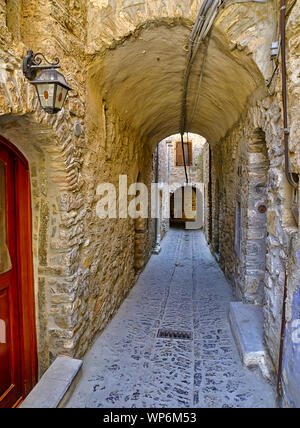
[170, 186, 197, 225]
[0, 136, 37, 408]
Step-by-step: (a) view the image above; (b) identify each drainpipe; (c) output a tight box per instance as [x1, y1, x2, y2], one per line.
[276, 262, 288, 405]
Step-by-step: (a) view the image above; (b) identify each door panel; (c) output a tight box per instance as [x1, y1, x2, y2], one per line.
[0, 161, 12, 275]
[0, 137, 37, 407]
[0, 144, 22, 408]
[0, 289, 10, 396]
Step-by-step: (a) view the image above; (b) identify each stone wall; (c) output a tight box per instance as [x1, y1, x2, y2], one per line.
[203, 142, 211, 243]
[203, 88, 300, 405]
[0, 0, 88, 373]
[0, 0, 156, 374]
[157, 141, 170, 240]
[219, 127, 270, 306]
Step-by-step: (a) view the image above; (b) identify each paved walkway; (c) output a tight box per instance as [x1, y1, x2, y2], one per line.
[67, 228, 275, 408]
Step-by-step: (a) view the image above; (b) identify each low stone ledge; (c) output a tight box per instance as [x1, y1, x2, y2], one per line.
[229, 302, 270, 379]
[20, 356, 83, 408]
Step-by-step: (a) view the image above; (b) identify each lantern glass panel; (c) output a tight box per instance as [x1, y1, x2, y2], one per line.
[35, 82, 56, 111]
[55, 85, 68, 110]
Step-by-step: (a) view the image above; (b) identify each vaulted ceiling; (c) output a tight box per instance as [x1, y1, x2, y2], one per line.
[88, 0, 274, 147]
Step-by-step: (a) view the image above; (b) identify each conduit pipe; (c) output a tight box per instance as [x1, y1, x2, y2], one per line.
[180, 0, 268, 137]
[180, 0, 221, 136]
[276, 0, 298, 406]
[276, 262, 289, 405]
[181, 133, 189, 184]
[279, 0, 298, 189]
[180, 0, 222, 182]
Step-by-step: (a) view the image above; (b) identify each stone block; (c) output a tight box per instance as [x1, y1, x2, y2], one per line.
[229, 302, 270, 379]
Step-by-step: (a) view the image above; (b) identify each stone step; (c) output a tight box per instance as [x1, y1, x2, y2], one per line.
[229, 302, 270, 379]
[20, 356, 83, 408]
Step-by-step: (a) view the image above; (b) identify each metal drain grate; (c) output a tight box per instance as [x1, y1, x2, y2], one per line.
[157, 329, 193, 340]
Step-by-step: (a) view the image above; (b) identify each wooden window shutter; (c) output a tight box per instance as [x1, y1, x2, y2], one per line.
[188, 142, 192, 166]
[176, 142, 184, 166]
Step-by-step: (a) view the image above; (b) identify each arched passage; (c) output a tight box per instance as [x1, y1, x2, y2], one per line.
[85, 1, 276, 318]
[85, 2, 292, 382]
[85, 7, 272, 282]
[88, 18, 267, 149]
[0, 109, 85, 384]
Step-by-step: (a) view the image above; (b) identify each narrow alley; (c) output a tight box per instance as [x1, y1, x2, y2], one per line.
[1, 0, 300, 410]
[67, 229, 275, 409]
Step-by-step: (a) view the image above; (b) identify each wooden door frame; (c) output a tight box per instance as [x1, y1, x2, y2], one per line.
[0, 135, 38, 404]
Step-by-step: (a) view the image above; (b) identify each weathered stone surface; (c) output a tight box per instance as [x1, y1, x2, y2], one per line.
[229, 302, 270, 379]
[66, 229, 275, 408]
[0, 0, 299, 409]
[202, 94, 299, 386]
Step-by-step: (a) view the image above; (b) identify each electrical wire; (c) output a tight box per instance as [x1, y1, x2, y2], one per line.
[179, 0, 276, 183]
[181, 132, 189, 184]
[180, 0, 223, 137]
[180, 0, 271, 140]
[189, 33, 211, 130]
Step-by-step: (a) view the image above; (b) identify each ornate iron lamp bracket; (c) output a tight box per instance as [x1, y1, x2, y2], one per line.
[23, 50, 61, 81]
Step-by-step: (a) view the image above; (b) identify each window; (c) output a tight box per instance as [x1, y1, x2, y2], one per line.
[0, 161, 12, 275]
[176, 141, 192, 166]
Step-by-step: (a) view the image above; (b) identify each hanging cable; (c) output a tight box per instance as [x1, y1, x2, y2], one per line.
[180, 0, 223, 184]
[181, 132, 189, 184]
[180, 0, 223, 137]
[189, 33, 211, 129]
[180, 0, 279, 185]
[180, 0, 270, 140]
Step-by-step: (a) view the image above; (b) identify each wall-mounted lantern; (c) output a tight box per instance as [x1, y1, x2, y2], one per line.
[23, 50, 72, 114]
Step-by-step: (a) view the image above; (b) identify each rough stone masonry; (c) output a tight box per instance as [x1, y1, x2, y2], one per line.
[0, 0, 300, 407]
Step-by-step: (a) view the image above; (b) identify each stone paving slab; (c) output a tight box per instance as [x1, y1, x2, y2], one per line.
[66, 229, 276, 408]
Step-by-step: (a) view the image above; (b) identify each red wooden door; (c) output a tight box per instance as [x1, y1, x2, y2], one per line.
[0, 144, 22, 408]
[0, 137, 37, 408]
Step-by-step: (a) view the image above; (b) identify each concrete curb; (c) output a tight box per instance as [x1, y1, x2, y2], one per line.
[20, 356, 83, 408]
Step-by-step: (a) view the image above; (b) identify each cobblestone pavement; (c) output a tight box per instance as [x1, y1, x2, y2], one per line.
[67, 228, 276, 408]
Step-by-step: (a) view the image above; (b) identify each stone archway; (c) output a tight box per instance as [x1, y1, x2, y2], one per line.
[86, 0, 273, 150]
[0, 63, 84, 373]
[0, 111, 84, 375]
